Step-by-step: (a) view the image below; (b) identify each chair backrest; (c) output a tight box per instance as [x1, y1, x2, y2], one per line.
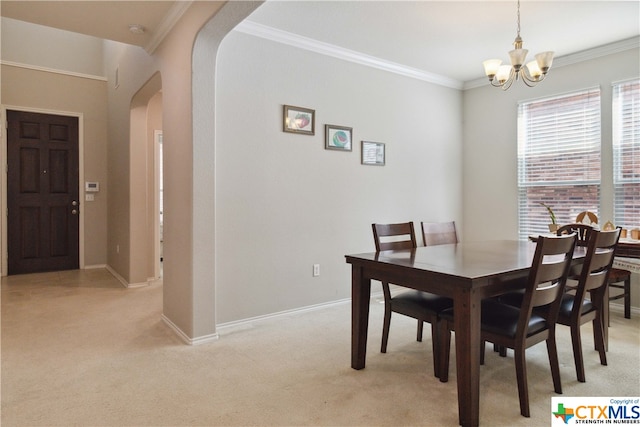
[557, 223, 593, 247]
[576, 211, 598, 225]
[421, 221, 458, 246]
[517, 234, 577, 338]
[572, 228, 622, 315]
[372, 222, 417, 251]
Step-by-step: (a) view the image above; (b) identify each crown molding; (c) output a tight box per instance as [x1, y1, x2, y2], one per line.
[463, 36, 640, 90]
[235, 21, 638, 91]
[234, 20, 463, 90]
[145, 1, 193, 54]
[1, 60, 107, 81]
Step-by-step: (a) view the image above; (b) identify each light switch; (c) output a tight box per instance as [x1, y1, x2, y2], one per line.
[85, 194, 95, 202]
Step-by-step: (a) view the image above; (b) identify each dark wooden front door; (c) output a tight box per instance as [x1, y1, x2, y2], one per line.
[7, 110, 80, 275]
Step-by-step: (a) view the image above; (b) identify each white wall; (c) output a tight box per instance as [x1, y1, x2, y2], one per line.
[103, 40, 158, 283]
[215, 31, 463, 323]
[1, 17, 104, 77]
[463, 47, 640, 242]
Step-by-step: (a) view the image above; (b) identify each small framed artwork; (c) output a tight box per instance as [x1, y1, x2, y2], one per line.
[283, 105, 315, 135]
[325, 125, 353, 151]
[361, 141, 385, 166]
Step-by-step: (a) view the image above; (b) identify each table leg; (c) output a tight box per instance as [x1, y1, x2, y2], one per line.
[454, 288, 481, 427]
[351, 265, 370, 370]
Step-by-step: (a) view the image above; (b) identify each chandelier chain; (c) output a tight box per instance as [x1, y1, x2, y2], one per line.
[516, 0, 521, 37]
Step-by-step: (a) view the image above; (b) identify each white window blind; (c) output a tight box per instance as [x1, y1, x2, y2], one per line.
[613, 79, 640, 229]
[518, 88, 601, 240]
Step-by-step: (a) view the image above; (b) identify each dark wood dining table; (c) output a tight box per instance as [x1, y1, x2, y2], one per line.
[345, 239, 586, 427]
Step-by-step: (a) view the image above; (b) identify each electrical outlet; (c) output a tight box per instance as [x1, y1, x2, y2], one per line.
[313, 264, 320, 277]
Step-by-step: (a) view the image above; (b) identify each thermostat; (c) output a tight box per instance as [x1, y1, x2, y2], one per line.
[85, 181, 100, 192]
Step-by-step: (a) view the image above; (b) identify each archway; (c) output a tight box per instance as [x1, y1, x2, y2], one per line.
[187, 1, 262, 340]
[130, 72, 162, 285]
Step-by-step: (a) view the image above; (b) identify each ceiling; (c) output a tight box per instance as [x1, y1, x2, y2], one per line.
[0, 1, 181, 49]
[2, 1, 639, 85]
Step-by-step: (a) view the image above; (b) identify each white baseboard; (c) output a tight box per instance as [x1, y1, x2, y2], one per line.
[609, 302, 640, 317]
[161, 314, 219, 346]
[84, 264, 107, 270]
[104, 265, 150, 288]
[105, 265, 128, 288]
[216, 296, 352, 333]
[127, 281, 150, 288]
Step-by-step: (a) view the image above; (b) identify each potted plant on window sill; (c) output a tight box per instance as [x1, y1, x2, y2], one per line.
[539, 202, 558, 233]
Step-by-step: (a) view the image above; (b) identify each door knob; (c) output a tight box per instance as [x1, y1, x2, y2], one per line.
[72, 200, 78, 206]
[72, 209, 78, 215]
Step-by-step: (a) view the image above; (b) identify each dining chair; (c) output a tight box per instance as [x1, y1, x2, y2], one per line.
[438, 234, 577, 418]
[372, 222, 453, 377]
[555, 228, 621, 382]
[421, 221, 458, 246]
[556, 223, 593, 287]
[557, 223, 631, 320]
[557, 223, 593, 246]
[492, 224, 585, 330]
[608, 267, 631, 319]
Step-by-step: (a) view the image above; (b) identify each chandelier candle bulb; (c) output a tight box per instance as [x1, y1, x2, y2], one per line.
[508, 47, 528, 69]
[497, 65, 512, 84]
[535, 51, 554, 72]
[526, 61, 542, 78]
[483, 59, 503, 79]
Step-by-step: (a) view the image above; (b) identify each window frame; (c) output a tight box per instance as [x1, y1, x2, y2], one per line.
[517, 88, 602, 240]
[612, 78, 640, 229]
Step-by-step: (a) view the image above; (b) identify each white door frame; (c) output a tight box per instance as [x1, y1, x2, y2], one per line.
[154, 129, 163, 280]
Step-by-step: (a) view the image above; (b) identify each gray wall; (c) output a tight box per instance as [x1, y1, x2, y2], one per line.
[215, 31, 463, 323]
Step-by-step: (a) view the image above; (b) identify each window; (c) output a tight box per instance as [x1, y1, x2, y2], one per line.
[517, 88, 601, 240]
[613, 79, 640, 229]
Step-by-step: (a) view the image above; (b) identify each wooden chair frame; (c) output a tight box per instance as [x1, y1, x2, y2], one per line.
[372, 222, 453, 378]
[438, 234, 577, 417]
[557, 228, 621, 382]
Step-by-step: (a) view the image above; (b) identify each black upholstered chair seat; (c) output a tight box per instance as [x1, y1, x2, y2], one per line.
[499, 288, 594, 323]
[558, 293, 594, 318]
[392, 290, 453, 315]
[440, 298, 548, 339]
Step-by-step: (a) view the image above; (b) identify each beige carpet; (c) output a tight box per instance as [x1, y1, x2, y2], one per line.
[1, 269, 639, 426]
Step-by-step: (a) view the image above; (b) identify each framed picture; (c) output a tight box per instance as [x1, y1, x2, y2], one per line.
[283, 105, 315, 135]
[361, 141, 385, 166]
[325, 125, 353, 151]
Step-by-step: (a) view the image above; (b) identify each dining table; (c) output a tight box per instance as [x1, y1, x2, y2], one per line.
[345, 239, 586, 427]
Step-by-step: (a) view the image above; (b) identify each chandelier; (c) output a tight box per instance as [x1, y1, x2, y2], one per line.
[483, 0, 554, 90]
